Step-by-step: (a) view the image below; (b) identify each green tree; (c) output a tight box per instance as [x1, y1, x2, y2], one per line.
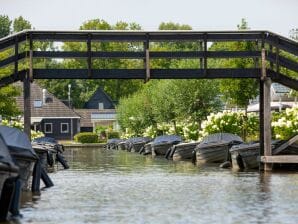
[0, 86, 20, 117]
[0, 15, 21, 118]
[209, 19, 259, 112]
[0, 15, 11, 38]
[39, 19, 144, 108]
[117, 84, 156, 135]
[13, 16, 32, 32]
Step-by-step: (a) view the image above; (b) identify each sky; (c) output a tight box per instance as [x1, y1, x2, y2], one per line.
[0, 0, 297, 37]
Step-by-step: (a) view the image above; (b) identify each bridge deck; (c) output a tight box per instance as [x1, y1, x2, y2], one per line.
[0, 30, 297, 170]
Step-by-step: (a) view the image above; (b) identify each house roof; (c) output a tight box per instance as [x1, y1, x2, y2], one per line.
[15, 82, 80, 119]
[75, 109, 116, 127]
[272, 83, 291, 95]
[84, 87, 115, 109]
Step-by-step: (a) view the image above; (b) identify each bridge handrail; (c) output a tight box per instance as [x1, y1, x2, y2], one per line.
[0, 30, 297, 90]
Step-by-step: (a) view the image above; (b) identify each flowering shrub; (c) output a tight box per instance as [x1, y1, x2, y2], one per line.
[1, 119, 44, 140]
[199, 111, 259, 141]
[272, 106, 298, 139]
[122, 119, 199, 141]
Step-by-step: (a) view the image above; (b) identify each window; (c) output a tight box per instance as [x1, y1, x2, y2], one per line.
[45, 97, 53, 103]
[61, 123, 69, 133]
[44, 123, 52, 133]
[34, 100, 42, 108]
[91, 112, 116, 120]
[98, 103, 104, 110]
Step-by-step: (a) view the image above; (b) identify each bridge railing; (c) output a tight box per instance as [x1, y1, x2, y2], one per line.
[0, 30, 297, 90]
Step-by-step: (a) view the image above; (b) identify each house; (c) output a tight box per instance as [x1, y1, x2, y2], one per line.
[247, 83, 296, 112]
[75, 87, 118, 132]
[15, 82, 80, 140]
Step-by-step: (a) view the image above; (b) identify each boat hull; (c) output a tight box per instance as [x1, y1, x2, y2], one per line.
[117, 142, 127, 151]
[131, 142, 146, 153]
[143, 143, 152, 155]
[231, 141, 298, 170]
[230, 144, 259, 170]
[172, 142, 199, 161]
[0, 164, 18, 198]
[152, 143, 174, 156]
[196, 143, 230, 164]
[13, 156, 35, 191]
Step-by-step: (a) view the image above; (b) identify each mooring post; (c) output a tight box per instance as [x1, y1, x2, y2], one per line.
[259, 48, 272, 171]
[24, 34, 33, 139]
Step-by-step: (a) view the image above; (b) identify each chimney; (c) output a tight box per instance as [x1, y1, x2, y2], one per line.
[42, 89, 47, 104]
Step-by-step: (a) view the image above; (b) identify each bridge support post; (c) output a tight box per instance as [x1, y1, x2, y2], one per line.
[259, 48, 272, 171]
[144, 36, 150, 82]
[24, 35, 33, 140]
[23, 74, 31, 140]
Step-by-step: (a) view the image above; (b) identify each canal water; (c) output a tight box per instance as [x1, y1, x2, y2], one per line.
[13, 148, 298, 224]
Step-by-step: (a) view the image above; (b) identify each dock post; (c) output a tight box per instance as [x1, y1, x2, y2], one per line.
[24, 34, 33, 139]
[259, 48, 272, 171]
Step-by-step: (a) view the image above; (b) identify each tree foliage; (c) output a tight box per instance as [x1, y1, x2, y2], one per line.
[0, 15, 11, 38]
[13, 16, 32, 32]
[39, 19, 144, 107]
[0, 15, 32, 118]
[117, 78, 221, 135]
[0, 86, 21, 117]
[209, 19, 259, 111]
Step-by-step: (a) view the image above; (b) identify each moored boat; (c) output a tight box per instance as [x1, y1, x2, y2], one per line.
[127, 137, 152, 153]
[195, 133, 243, 164]
[106, 139, 123, 150]
[152, 135, 182, 156]
[166, 142, 199, 161]
[141, 142, 153, 155]
[0, 135, 19, 221]
[117, 141, 128, 150]
[0, 126, 38, 191]
[32, 136, 69, 170]
[230, 136, 298, 170]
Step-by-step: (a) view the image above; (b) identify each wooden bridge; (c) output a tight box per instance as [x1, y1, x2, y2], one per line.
[0, 30, 297, 170]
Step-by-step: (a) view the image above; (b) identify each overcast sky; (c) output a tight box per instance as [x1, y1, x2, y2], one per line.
[1, 0, 297, 37]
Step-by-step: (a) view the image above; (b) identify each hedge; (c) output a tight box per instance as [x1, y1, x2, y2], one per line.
[107, 131, 120, 139]
[74, 132, 99, 143]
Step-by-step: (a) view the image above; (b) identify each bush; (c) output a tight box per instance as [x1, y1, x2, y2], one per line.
[107, 131, 120, 139]
[74, 132, 99, 143]
[199, 111, 259, 141]
[272, 106, 298, 139]
[2, 119, 44, 140]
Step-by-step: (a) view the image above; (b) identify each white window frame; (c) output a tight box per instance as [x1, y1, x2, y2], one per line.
[61, 123, 69, 133]
[34, 100, 42, 108]
[98, 102, 104, 110]
[44, 123, 53, 133]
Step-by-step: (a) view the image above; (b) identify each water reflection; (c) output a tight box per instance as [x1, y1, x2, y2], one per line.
[9, 148, 298, 224]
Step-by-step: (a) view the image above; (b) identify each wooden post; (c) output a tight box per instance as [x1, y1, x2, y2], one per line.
[260, 48, 272, 171]
[24, 35, 32, 139]
[144, 36, 150, 82]
[87, 34, 92, 78]
[203, 33, 207, 76]
[199, 41, 203, 69]
[14, 36, 18, 80]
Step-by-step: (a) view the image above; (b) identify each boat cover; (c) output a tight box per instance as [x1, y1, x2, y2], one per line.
[200, 133, 243, 146]
[32, 137, 57, 144]
[107, 139, 123, 144]
[0, 126, 37, 160]
[127, 137, 152, 144]
[0, 135, 18, 170]
[152, 135, 182, 145]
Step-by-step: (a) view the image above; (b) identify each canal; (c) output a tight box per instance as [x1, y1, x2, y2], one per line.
[15, 147, 298, 224]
